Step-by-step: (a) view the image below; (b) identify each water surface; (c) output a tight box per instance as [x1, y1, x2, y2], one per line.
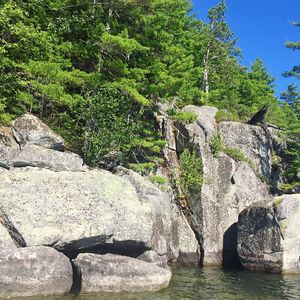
[10, 267, 300, 300]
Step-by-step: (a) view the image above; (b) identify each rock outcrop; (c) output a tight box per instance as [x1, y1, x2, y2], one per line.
[0, 113, 201, 297]
[0, 246, 73, 298]
[219, 122, 272, 179]
[13, 113, 64, 150]
[0, 166, 199, 263]
[0, 224, 16, 250]
[73, 253, 172, 292]
[13, 144, 83, 171]
[237, 194, 300, 273]
[171, 105, 271, 265]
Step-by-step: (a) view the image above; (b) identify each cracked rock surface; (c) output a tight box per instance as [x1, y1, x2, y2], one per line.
[73, 253, 172, 292]
[237, 194, 300, 273]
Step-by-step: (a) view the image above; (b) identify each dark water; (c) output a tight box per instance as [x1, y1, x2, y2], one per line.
[10, 267, 300, 300]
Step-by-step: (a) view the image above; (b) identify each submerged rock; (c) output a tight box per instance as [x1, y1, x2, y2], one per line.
[237, 194, 300, 273]
[13, 144, 83, 171]
[0, 246, 73, 298]
[73, 253, 172, 292]
[13, 113, 64, 150]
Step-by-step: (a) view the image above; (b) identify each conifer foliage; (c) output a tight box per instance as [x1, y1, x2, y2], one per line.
[0, 0, 299, 183]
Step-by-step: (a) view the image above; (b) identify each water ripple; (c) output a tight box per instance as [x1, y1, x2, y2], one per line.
[6, 267, 300, 300]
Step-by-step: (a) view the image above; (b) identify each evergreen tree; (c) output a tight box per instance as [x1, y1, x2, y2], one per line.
[279, 22, 300, 187]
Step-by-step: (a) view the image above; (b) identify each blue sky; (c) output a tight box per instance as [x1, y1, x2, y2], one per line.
[192, 0, 300, 97]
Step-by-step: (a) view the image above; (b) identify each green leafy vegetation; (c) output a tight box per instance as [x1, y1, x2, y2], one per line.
[149, 175, 169, 185]
[222, 147, 256, 170]
[209, 134, 224, 156]
[0, 0, 298, 186]
[273, 197, 284, 208]
[167, 109, 197, 124]
[179, 149, 203, 198]
[215, 110, 239, 122]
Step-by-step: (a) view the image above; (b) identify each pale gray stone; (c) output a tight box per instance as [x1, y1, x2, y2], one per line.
[73, 253, 172, 292]
[13, 113, 64, 150]
[0, 167, 199, 264]
[182, 105, 218, 140]
[0, 246, 73, 298]
[137, 250, 168, 269]
[13, 144, 83, 171]
[0, 127, 20, 169]
[173, 106, 271, 266]
[219, 121, 272, 178]
[0, 224, 16, 250]
[115, 167, 200, 264]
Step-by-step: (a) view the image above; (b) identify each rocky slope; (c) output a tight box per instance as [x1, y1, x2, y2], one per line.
[0, 114, 199, 298]
[0, 109, 298, 298]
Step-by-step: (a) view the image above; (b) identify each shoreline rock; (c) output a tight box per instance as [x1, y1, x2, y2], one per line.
[73, 253, 172, 293]
[0, 246, 73, 298]
[237, 194, 300, 273]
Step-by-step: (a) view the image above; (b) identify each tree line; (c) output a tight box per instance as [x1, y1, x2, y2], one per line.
[0, 0, 299, 188]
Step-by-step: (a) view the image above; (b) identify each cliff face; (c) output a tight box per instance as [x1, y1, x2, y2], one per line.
[161, 105, 273, 266]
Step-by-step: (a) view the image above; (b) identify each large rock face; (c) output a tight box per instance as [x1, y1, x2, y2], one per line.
[0, 246, 73, 298]
[0, 166, 199, 264]
[237, 194, 300, 273]
[73, 253, 172, 292]
[175, 106, 271, 265]
[13, 113, 64, 150]
[219, 122, 272, 179]
[0, 224, 16, 250]
[115, 167, 200, 265]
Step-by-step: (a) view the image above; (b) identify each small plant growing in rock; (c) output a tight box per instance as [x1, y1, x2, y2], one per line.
[149, 175, 168, 185]
[215, 110, 239, 122]
[209, 134, 224, 156]
[167, 109, 197, 124]
[129, 162, 156, 175]
[209, 133, 256, 170]
[222, 147, 256, 170]
[179, 149, 203, 198]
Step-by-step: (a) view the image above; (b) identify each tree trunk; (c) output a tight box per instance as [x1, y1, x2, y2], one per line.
[202, 46, 210, 96]
[106, 1, 113, 32]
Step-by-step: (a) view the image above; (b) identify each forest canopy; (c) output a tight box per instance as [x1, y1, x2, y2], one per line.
[0, 0, 299, 186]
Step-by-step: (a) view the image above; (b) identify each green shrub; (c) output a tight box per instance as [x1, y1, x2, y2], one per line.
[223, 147, 256, 169]
[179, 149, 203, 197]
[215, 110, 239, 122]
[273, 197, 283, 208]
[81, 85, 164, 167]
[209, 134, 224, 156]
[279, 182, 300, 192]
[166, 109, 197, 124]
[149, 175, 168, 185]
[129, 162, 156, 175]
